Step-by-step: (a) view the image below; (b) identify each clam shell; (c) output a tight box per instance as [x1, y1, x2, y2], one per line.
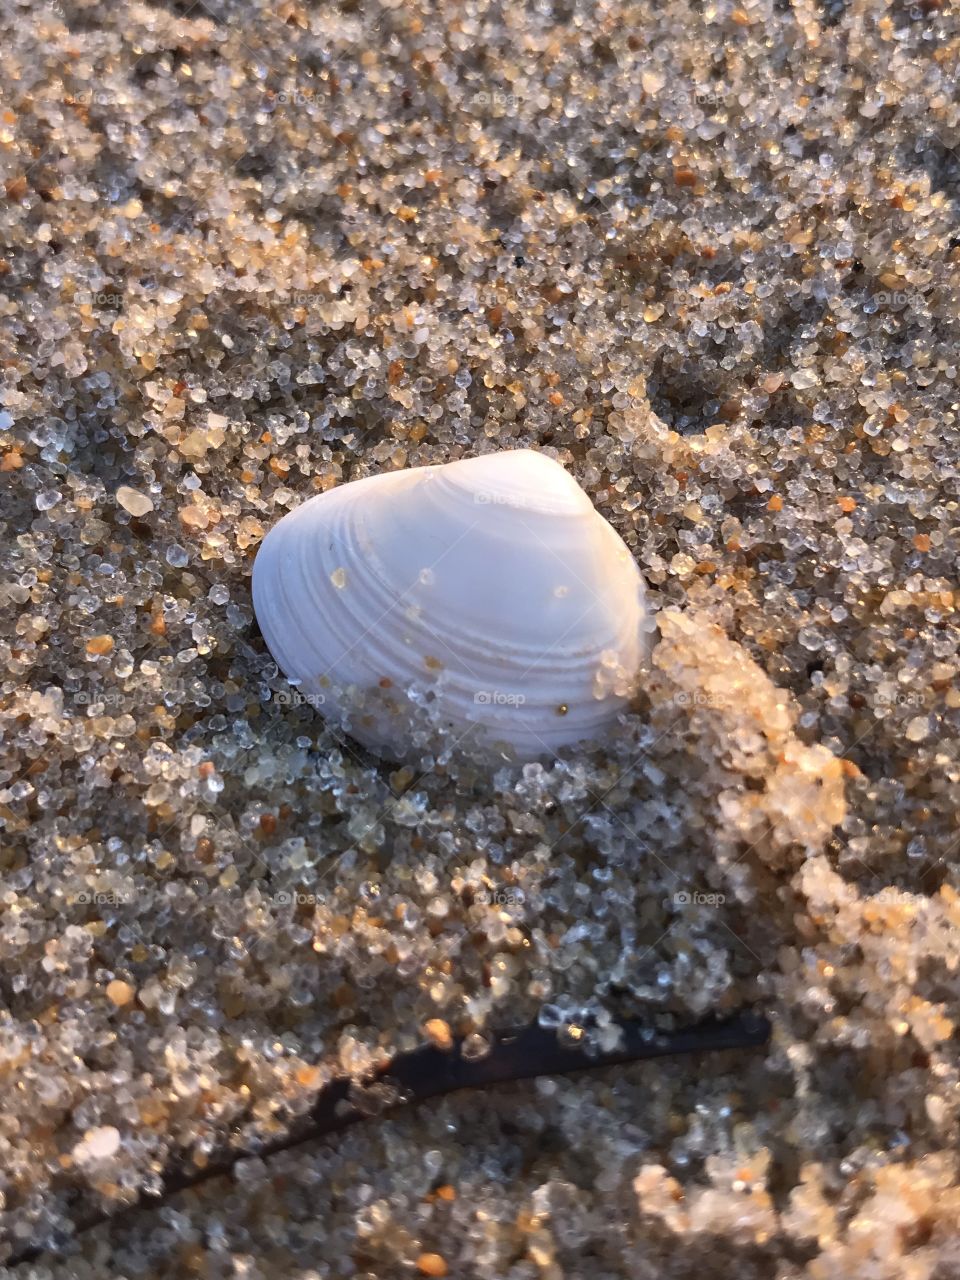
[252, 450, 654, 758]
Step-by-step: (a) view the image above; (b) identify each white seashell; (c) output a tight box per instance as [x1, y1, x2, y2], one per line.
[252, 449, 655, 758]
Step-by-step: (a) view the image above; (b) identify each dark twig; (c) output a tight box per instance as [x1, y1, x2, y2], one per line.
[9, 1010, 770, 1266]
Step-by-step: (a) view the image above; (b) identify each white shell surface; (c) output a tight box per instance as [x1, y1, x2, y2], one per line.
[252, 449, 654, 758]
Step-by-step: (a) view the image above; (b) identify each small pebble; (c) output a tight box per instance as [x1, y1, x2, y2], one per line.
[423, 1019, 453, 1050]
[416, 1254, 449, 1278]
[116, 486, 154, 517]
[73, 1126, 121, 1163]
[106, 980, 135, 1007]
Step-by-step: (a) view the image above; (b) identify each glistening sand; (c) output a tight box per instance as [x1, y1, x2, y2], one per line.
[1, 0, 960, 1276]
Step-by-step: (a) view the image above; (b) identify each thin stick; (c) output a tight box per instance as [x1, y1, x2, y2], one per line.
[8, 1010, 770, 1266]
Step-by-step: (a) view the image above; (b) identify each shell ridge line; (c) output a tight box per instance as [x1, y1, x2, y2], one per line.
[328, 496, 499, 671]
[273, 496, 382, 690]
[255, 529, 306, 682]
[283, 495, 454, 694]
[340, 489, 628, 664]
[278, 533, 343, 691]
[252, 450, 654, 758]
[270, 515, 633, 716]
[268, 519, 640, 691]
[328, 497, 453, 683]
[306, 507, 416, 690]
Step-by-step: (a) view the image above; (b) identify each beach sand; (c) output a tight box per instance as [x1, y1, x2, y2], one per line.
[2, 0, 960, 1275]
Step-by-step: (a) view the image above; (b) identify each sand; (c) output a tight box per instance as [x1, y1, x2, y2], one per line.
[2, 0, 960, 1275]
